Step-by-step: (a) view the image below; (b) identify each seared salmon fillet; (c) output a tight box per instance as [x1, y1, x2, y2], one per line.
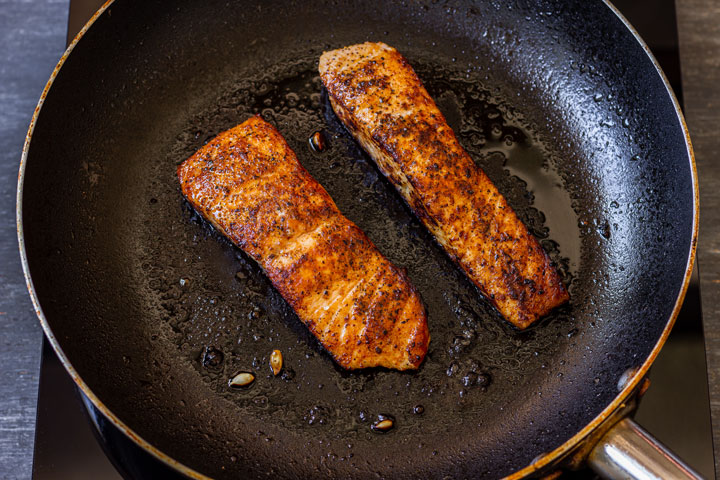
[178, 116, 429, 370]
[319, 42, 568, 329]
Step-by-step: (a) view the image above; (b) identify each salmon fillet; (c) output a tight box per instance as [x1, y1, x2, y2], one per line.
[319, 42, 568, 329]
[177, 116, 429, 370]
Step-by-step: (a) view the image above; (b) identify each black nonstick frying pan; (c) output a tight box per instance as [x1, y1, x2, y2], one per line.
[18, 0, 699, 478]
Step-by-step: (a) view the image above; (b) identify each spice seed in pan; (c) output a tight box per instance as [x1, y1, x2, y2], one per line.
[371, 415, 395, 433]
[309, 131, 326, 152]
[270, 349, 283, 376]
[372, 419, 394, 432]
[228, 372, 255, 389]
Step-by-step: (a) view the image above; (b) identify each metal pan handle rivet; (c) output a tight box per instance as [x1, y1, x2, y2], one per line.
[616, 367, 640, 392]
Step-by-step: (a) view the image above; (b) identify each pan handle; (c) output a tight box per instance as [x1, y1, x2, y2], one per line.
[586, 417, 703, 479]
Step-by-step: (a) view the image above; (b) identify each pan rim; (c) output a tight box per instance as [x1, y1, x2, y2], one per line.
[15, 1, 699, 478]
[508, 0, 700, 475]
[16, 1, 209, 479]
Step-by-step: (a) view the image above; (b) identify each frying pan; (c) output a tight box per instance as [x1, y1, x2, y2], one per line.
[18, 0, 699, 478]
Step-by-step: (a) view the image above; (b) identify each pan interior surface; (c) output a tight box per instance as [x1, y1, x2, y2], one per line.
[21, 1, 694, 478]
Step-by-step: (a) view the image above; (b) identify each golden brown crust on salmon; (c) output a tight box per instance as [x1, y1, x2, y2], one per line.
[177, 116, 429, 369]
[319, 42, 568, 329]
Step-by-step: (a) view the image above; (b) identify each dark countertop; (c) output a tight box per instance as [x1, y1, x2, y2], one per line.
[0, 2, 68, 479]
[677, 0, 720, 474]
[0, 1, 718, 478]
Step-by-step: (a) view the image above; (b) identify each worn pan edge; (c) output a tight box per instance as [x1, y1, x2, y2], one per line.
[15, 1, 699, 478]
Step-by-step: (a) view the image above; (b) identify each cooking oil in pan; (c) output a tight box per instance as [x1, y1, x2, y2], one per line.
[147, 54, 580, 441]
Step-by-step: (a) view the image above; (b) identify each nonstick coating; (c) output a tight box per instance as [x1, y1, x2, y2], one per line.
[20, 1, 695, 478]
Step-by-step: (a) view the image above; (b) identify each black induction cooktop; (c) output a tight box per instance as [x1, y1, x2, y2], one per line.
[31, 1, 714, 478]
